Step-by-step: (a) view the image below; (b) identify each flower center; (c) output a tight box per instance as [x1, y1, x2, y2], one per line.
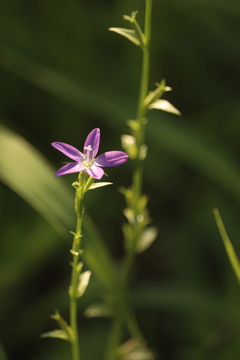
[82, 159, 94, 168]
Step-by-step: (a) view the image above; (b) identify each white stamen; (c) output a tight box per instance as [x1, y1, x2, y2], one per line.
[84, 145, 93, 161]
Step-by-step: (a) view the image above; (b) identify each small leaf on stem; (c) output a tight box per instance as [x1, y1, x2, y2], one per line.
[77, 270, 91, 298]
[109, 28, 141, 46]
[41, 310, 74, 342]
[84, 302, 112, 318]
[149, 99, 181, 116]
[136, 226, 158, 253]
[121, 135, 137, 159]
[40, 329, 71, 342]
[88, 182, 113, 190]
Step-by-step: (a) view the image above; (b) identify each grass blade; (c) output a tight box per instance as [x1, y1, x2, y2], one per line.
[213, 207, 240, 284]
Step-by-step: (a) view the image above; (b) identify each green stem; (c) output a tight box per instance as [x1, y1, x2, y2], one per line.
[128, 0, 152, 283]
[104, 315, 123, 360]
[69, 173, 85, 360]
[134, 0, 152, 196]
[120, 0, 153, 350]
[122, 246, 134, 287]
[105, 2, 153, 358]
[70, 295, 80, 360]
[125, 309, 144, 343]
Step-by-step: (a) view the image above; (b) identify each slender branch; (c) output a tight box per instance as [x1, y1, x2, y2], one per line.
[133, 0, 152, 202]
[69, 173, 85, 360]
[104, 314, 123, 360]
[125, 0, 152, 286]
[105, 2, 153, 358]
[121, 0, 154, 353]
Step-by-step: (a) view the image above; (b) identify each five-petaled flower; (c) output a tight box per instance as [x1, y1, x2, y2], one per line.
[52, 128, 128, 179]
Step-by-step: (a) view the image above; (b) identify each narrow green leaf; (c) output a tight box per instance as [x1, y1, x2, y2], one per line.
[50, 310, 73, 343]
[0, 123, 74, 237]
[40, 329, 70, 342]
[143, 80, 172, 108]
[88, 182, 112, 190]
[149, 99, 181, 116]
[213, 208, 240, 284]
[123, 11, 146, 48]
[109, 28, 140, 46]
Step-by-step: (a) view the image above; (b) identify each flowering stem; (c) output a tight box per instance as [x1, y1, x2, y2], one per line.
[133, 0, 152, 203]
[120, 0, 153, 352]
[105, 2, 153, 358]
[124, 0, 152, 286]
[69, 172, 85, 360]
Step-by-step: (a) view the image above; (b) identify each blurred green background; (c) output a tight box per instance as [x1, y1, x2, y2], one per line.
[1, 0, 240, 359]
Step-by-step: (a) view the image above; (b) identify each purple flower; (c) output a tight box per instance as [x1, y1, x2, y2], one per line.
[52, 128, 128, 179]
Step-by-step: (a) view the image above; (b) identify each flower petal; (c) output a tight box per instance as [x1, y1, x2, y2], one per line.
[95, 151, 128, 167]
[55, 162, 84, 177]
[86, 164, 104, 179]
[83, 128, 100, 158]
[52, 142, 84, 161]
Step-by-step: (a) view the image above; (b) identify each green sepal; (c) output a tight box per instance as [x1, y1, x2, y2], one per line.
[71, 181, 80, 189]
[109, 27, 141, 46]
[83, 175, 94, 192]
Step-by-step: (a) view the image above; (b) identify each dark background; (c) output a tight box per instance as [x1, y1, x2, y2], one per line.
[1, 0, 240, 359]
